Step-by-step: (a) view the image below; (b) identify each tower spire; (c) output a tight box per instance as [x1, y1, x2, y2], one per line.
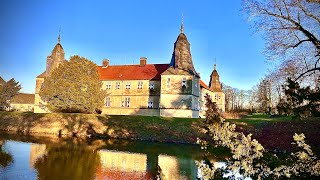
[180, 13, 184, 34]
[214, 58, 217, 70]
[58, 28, 61, 44]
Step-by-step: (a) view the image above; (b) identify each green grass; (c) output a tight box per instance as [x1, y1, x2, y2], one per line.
[226, 113, 294, 127]
[97, 115, 202, 143]
[0, 111, 203, 144]
[1, 111, 319, 153]
[225, 113, 320, 153]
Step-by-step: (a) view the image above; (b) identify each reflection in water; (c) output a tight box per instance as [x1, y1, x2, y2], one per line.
[29, 144, 46, 168]
[0, 141, 13, 168]
[96, 150, 150, 179]
[34, 145, 100, 180]
[158, 154, 197, 180]
[0, 133, 209, 180]
[158, 154, 180, 179]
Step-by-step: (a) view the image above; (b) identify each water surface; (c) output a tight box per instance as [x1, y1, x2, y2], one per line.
[0, 133, 212, 180]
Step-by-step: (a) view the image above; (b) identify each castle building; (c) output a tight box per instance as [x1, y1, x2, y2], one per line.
[199, 64, 225, 117]
[34, 34, 66, 113]
[34, 24, 225, 118]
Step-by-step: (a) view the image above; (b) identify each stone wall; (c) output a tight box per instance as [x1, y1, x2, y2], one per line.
[101, 108, 160, 116]
[200, 88, 225, 117]
[10, 103, 34, 112]
[34, 77, 49, 113]
[160, 109, 199, 118]
[160, 74, 200, 118]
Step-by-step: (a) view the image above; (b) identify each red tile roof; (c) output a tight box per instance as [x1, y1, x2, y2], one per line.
[200, 80, 212, 92]
[97, 64, 169, 80]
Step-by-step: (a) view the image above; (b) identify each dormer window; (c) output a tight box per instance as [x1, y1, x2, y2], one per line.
[138, 81, 143, 89]
[126, 82, 131, 89]
[182, 77, 187, 88]
[149, 82, 154, 90]
[106, 82, 111, 89]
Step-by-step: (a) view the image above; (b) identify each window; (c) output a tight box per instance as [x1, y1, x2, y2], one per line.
[116, 82, 120, 90]
[148, 101, 153, 109]
[106, 82, 111, 89]
[149, 82, 154, 90]
[195, 81, 198, 88]
[182, 77, 186, 88]
[125, 97, 130, 107]
[126, 82, 131, 89]
[166, 78, 171, 88]
[138, 81, 143, 89]
[105, 97, 111, 107]
[215, 94, 218, 100]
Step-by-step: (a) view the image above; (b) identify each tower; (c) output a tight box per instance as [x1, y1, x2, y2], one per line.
[46, 33, 65, 76]
[34, 33, 65, 113]
[167, 20, 197, 76]
[160, 21, 200, 118]
[209, 64, 222, 92]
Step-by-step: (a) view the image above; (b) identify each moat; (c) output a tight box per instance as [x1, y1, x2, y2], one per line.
[0, 133, 220, 180]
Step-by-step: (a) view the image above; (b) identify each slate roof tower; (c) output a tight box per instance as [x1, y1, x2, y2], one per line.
[160, 22, 201, 118]
[34, 33, 66, 113]
[46, 34, 65, 76]
[163, 21, 199, 77]
[209, 64, 222, 92]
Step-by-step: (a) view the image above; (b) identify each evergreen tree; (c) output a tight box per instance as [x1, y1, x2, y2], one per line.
[282, 78, 320, 119]
[0, 78, 21, 110]
[40, 55, 106, 113]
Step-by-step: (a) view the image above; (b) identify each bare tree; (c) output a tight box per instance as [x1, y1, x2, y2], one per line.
[243, 0, 320, 80]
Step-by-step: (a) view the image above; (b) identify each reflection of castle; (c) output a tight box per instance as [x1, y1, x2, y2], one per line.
[96, 149, 197, 180]
[34, 23, 225, 118]
[96, 150, 151, 180]
[29, 144, 46, 168]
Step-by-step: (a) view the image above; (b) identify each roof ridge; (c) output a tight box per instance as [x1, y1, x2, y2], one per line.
[97, 63, 169, 67]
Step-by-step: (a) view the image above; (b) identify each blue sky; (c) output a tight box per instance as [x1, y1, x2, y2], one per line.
[0, 0, 269, 93]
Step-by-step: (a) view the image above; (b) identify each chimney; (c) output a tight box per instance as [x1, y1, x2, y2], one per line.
[102, 59, 109, 68]
[140, 57, 147, 66]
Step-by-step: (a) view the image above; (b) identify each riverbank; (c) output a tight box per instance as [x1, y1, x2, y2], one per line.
[0, 111, 203, 144]
[1, 112, 319, 153]
[228, 114, 320, 153]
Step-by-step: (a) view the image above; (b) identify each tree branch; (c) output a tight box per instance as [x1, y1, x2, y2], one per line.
[260, 5, 320, 50]
[289, 39, 312, 48]
[297, 0, 320, 24]
[295, 67, 320, 81]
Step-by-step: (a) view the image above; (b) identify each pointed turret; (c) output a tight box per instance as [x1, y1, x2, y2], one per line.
[46, 33, 65, 76]
[163, 22, 198, 76]
[209, 64, 222, 92]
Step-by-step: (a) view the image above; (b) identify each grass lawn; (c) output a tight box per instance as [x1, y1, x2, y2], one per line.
[1, 111, 319, 153]
[0, 111, 203, 144]
[97, 115, 203, 143]
[226, 113, 320, 153]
